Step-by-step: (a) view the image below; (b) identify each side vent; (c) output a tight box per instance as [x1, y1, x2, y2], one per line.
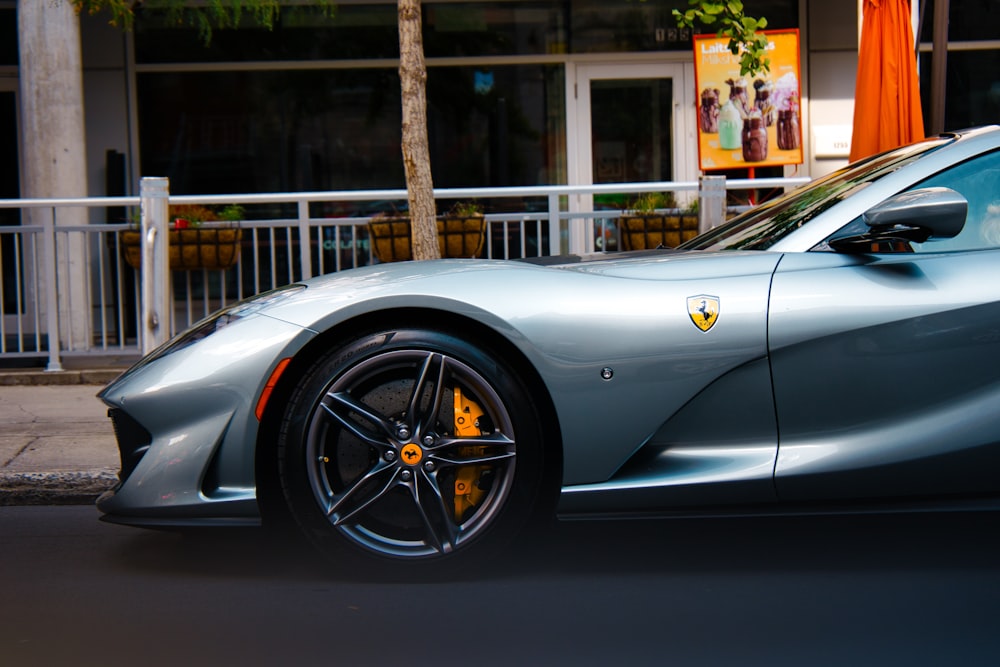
[107, 408, 152, 483]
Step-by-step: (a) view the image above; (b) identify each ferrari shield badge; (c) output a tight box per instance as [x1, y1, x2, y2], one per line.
[687, 295, 720, 332]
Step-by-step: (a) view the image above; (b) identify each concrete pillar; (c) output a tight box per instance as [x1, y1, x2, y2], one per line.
[698, 175, 727, 232]
[17, 0, 91, 350]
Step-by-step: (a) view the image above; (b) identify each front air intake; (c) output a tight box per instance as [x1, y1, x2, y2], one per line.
[107, 408, 152, 483]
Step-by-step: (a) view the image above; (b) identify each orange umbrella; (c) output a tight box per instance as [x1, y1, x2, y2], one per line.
[849, 0, 925, 162]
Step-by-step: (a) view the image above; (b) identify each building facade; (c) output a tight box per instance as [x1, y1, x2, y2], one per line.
[1, 0, 998, 216]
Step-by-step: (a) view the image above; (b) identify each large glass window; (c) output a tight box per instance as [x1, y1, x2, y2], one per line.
[136, 1, 571, 63]
[569, 0, 798, 54]
[135, 1, 801, 62]
[917, 0, 1000, 132]
[138, 69, 404, 194]
[135, 4, 400, 63]
[133, 0, 794, 211]
[918, 0, 999, 42]
[427, 65, 565, 188]
[424, 2, 569, 57]
[137, 64, 565, 201]
[919, 51, 1000, 131]
[591, 78, 673, 183]
[1, 90, 20, 313]
[0, 8, 16, 66]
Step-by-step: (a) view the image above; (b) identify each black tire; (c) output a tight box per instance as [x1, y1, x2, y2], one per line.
[276, 328, 546, 568]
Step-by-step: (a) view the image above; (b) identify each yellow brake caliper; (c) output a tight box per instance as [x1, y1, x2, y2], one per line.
[453, 387, 488, 521]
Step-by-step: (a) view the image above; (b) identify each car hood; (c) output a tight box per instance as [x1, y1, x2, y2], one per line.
[257, 250, 782, 330]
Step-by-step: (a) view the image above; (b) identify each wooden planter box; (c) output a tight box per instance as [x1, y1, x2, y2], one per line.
[619, 214, 699, 251]
[368, 215, 487, 263]
[120, 227, 243, 271]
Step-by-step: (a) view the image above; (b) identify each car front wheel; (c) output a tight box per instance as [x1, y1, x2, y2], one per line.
[276, 328, 546, 567]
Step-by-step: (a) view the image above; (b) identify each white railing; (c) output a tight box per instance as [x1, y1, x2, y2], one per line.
[0, 176, 808, 370]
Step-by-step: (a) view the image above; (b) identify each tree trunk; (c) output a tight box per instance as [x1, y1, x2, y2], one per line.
[397, 0, 439, 260]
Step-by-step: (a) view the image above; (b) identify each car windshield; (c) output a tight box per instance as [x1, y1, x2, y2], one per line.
[679, 136, 952, 251]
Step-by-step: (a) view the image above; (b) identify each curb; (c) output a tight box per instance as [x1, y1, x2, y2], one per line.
[0, 369, 125, 387]
[0, 470, 119, 506]
[0, 366, 128, 506]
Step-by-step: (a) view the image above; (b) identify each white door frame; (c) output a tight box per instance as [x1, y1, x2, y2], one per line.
[565, 60, 697, 253]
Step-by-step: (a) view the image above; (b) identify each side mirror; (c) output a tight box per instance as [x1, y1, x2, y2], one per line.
[830, 187, 967, 253]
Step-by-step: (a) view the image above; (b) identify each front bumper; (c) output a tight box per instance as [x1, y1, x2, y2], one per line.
[96, 310, 313, 525]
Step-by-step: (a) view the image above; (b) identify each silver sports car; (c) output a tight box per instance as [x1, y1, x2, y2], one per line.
[98, 125, 1000, 566]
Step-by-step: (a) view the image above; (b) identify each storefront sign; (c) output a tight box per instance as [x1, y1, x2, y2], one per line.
[693, 29, 803, 171]
[813, 124, 853, 158]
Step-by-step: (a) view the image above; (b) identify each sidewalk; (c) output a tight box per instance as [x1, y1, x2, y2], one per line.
[0, 363, 128, 505]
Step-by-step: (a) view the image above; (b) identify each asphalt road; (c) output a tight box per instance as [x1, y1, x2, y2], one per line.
[2, 506, 999, 666]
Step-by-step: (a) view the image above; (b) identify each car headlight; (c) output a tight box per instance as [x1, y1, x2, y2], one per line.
[140, 284, 308, 363]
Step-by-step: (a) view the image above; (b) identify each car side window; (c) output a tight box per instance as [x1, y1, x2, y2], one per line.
[908, 149, 1000, 253]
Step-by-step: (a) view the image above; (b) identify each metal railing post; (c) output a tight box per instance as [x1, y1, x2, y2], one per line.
[297, 200, 313, 280]
[547, 193, 561, 256]
[140, 177, 170, 354]
[41, 207, 63, 371]
[698, 175, 727, 232]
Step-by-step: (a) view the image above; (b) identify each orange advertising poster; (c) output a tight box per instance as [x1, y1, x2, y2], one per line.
[693, 29, 802, 171]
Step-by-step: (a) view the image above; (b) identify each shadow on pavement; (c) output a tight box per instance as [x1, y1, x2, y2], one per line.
[105, 510, 1000, 583]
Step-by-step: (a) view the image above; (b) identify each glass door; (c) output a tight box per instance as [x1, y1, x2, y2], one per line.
[1, 87, 21, 316]
[567, 62, 695, 252]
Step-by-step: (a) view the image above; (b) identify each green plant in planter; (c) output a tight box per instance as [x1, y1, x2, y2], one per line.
[621, 191, 698, 250]
[368, 205, 488, 263]
[628, 192, 677, 215]
[169, 204, 216, 228]
[447, 201, 484, 218]
[438, 201, 486, 259]
[218, 204, 245, 222]
[120, 202, 244, 270]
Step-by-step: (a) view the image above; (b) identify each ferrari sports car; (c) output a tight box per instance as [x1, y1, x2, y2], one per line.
[98, 125, 1000, 566]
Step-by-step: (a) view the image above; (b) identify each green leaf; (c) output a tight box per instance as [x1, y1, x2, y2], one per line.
[672, 0, 769, 77]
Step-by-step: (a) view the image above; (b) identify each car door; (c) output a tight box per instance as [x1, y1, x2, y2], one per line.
[769, 149, 1000, 502]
